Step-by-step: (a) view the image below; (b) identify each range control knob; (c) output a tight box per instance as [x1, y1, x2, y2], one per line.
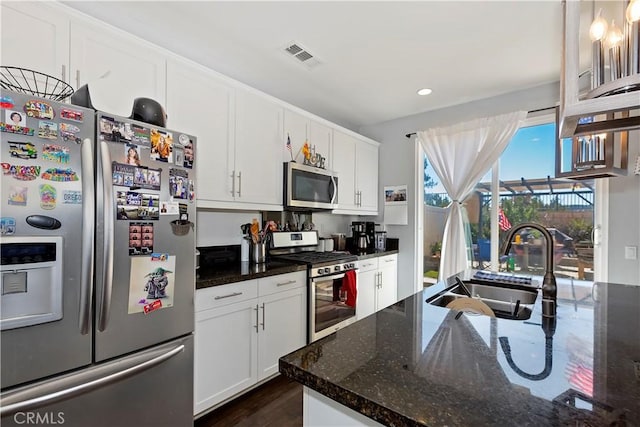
[334, 265, 341, 271]
[323, 268, 330, 274]
[344, 264, 350, 269]
[317, 268, 324, 275]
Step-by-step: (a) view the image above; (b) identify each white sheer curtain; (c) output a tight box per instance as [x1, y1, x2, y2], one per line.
[417, 111, 527, 279]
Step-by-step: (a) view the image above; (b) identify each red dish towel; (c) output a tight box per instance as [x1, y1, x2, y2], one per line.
[341, 270, 357, 308]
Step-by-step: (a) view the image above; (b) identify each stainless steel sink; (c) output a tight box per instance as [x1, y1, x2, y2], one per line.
[427, 280, 538, 321]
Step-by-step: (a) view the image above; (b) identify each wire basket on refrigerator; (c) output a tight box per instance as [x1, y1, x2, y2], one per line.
[0, 66, 74, 101]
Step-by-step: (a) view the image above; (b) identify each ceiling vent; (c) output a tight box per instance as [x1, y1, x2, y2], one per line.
[283, 41, 321, 69]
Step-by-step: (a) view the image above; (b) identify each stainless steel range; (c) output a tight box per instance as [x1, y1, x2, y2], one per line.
[270, 231, 358, 342]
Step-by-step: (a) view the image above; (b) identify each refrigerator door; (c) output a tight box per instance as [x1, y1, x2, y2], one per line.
[94, 113, 196, 361]
[0, 90, 95, 389]
[0, 335, 193, 427]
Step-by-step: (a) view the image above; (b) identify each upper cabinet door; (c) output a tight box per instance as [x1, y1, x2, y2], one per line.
[69, 20, 166, 117]
[1, 2, 70, 83]
[234, 89, 283, 207]
[357, 141, 379, 212]
[166, 61, 235, 203]
[283, 109, 308, 163]
[308, 119, 332, 171]
[332, 130, 358, 210]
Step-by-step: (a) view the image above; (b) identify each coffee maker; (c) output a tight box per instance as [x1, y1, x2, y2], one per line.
[351, 221, 376, 252]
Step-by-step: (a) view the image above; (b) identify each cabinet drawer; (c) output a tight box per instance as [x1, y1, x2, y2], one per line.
[196, 280, 258, 312]
[378, 254, 397, 266]
[258, 271, 306, 297]
[357, 259, 379, 273]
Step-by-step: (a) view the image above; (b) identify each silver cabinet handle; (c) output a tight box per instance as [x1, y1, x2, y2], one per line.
[384, 259, 395, 263]
[260, 302, 265, 330]
[0, 344, 184, 417]
[213, 292, 242, 300]
[98, 140, 114, 332]
[237, 171, 242, 197]
[61, 65, 66, 82]
[230, 170, 236, 195]
[254, 305, 259, 333]
[75, 69, 80, 89]
[377, 272, 382, 288]
[276, 280, 297, 287]
[79, 138, 94, 335]
[329, 175, 337, 204]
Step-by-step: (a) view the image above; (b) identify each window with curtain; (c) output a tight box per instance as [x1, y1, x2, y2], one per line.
[424, 118, 595, 282]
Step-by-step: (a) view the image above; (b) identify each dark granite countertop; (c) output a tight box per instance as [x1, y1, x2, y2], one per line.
[353, 249, 399, 260]
[196, 261, 307, 290]
[280, 270, 640, 426]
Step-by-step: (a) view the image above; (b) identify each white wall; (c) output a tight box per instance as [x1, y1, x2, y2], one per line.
[196, 210, 261, 247]
[312, 212, 358, 239]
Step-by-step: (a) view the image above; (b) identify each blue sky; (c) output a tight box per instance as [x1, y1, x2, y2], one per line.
[425, 123, 556, 194]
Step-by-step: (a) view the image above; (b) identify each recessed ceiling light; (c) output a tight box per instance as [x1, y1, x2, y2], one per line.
[417, 88, 432, 96]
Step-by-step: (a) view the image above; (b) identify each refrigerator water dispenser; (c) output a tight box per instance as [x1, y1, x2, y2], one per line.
[1, 236, 63, 330]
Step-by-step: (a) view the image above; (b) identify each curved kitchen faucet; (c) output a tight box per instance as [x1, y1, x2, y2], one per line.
[501, 222, 557, 319]
[500, 222, 557, 380]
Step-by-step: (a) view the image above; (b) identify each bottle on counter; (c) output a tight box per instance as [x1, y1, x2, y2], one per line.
[507, 256, 515, 272]
[241, 237, 250, 262]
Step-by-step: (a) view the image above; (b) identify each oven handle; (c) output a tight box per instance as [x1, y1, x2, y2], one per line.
[310, 269, 357, 283]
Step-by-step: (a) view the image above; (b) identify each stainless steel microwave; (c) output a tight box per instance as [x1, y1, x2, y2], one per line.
[284, 162, 338, 210]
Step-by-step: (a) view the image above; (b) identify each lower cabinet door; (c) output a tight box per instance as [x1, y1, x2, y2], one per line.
[377, 257, 398, 310]
[356, 269, 377, 320]
[257, 287, 306, 381]
[194, 299, 258, 415]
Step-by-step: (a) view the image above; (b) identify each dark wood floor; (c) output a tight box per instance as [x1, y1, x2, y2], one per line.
[194, 375, 303, 427]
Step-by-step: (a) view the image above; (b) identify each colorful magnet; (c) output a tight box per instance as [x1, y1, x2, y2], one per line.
[39, 184, 57, 210]
[0, 96, 15, 109]
[60, 123, 81, 143]
[62, 190, 82, 204]
[151, 253, 169, 261]
[7, 186, 28, 206]
[169, 168, 189, 199]
[5, 110, 26, 127]
[173, 146, 184, 167]
[124, 144, 141, 166]
[132, 124, 150, 145]
[128, 256, 175, 314]
[112, 162, 160, 190]
[42, 144, 70, 163]
[38, 120, 58, 140]
[41, 167, 79, 182]
[0, 122, 35, 135]
[0, 217, 16, 235]
[143, 300, 163, 314]
[23, 100, 54, 120]
[183, 139, 194, 169]
[150, 129, 173, 163]
[8, 141, 37, 159]
[116, 191, 159, 221]
[60, 108, 84, 122]
[159, 200, 179, 215]
[178, 203, 188, 222]
[1, 163, 40, 181]
[128, 222, 154, 255]
[99, 116, 133, 143]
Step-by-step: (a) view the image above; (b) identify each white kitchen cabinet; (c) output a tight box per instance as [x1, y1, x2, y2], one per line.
[166, 61, 235, 204]
[1, 2, 70, 84]
[69, 19, 167, 117]
[194, 280, 259, 416]
[234, 89, 284, 208]
[194, 271, 306, 415]
[355, 254, 398, 320]
[356, 259, 379, 320]
[284, 109, 333, 169]
[332, 130, 379, 214]
[376, 255, 398, 310]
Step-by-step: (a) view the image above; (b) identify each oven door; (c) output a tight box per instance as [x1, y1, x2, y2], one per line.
[309, 271, 357, 342]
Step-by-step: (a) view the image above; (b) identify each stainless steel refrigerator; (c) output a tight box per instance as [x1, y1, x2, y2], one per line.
[0, 89, 196, 426]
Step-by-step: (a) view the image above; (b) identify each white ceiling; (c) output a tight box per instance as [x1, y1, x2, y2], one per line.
[63, 1, 569, 131]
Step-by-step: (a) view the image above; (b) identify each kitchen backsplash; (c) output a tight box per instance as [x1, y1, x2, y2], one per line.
[196, 210, 262, 247]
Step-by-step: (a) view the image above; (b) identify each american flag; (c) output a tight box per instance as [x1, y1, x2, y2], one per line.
[498, 208, 511, 231]
[286, 134, 292, 152]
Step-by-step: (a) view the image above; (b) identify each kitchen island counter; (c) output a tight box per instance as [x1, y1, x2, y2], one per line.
[279, 270, 639, 426]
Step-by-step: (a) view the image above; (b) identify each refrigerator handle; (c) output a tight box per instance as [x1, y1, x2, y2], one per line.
[98, 140, 114, 332]
[79, 138, 95, 335]
[0, 344, 185, 417]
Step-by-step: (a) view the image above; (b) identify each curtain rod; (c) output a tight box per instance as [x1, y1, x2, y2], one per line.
[404, 106, 556, 138]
